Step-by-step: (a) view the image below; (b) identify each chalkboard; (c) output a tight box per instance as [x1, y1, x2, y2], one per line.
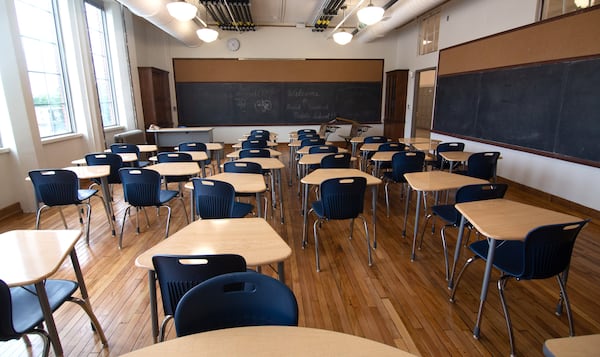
[433, 57, 600, 166]
[175, 82, 382, 126]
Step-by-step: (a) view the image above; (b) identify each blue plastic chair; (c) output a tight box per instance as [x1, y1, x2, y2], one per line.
[363, 135, 388, 143]
[250, 129, 270, 137]
[118, 168, 180, 249]
[300, 138, 326, 148]
[241, 139, 268, 149]
[320, 153, 352, 168]
[372, 142, 406, 173]
[431, 142, 465, 170]
[192, 178, 253, 219]
[178, 142, 213, 175]
[239, 149, 271, 158]
[110, 143, 149, 167]
[223, 161, 268, 216]
[308, 145, 338, 154]
[382, 151, 425, 218]
[418, 183, 509, 280]
[174, 271, 298, 337]
[450, 220, 589, 356]
[309, 177, 370, 272]
[152, 254, 247, 341]
[297, 129, 317, 136]
[456, 151, 501, 182]
[85, 152, 123, 189]
[28, 169, 102, 244]
[157, 151, 194, 192]
[247, 133, 269, 141]
[0, 279, 107, 357]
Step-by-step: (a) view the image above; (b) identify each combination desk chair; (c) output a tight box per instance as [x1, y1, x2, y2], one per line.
[174, 271, 298, 337]
[306, 145, 339, 170]
[430, 142, 465, 171]
[241, 139, 268, 149]
[28, 169, 103, 244]
[191, 178, 254, 219]
[156, 152, 194, 200]
[151, 254, 247, 341]
[239, 148, 271, 158]
[85, 153, 124, 201]
[118, 168, 182, 249]
[450, 220, 589, 357]
[0, 278, 106, 357]
[223, 161, 268, 217]
[309, 177, 370, 272]
[382, 151, 426, 218]
[455, 151, 501, 182]
[320, 153, 352, 168]
[250, 129, 270, 137]
[418, 183, 509, 280]
[110, 143, 149, 168]
[369, 142, 406, 175]
[247, 133, 269, 141]
[177, 142, 214, 176]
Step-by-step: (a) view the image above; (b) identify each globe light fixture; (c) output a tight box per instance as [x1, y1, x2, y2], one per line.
[574, 0, 591, 7]
[197, 27, 219, 43]
[166, 1, 197, 21]
[357, 1, 384, 26]
[333, 30, 353, 45]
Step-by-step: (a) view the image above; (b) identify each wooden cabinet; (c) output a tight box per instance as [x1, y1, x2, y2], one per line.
[138, 67, 173, 144]
[383, 70, 408, 139]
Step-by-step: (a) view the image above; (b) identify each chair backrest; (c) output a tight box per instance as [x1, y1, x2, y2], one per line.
[364, 136, 388, 143]
[178, 142, 207, 152]
[223, 161, 262, 174]
[519, 220, 589, 280]
[192, 178, 238, 218]
[152, 254, 247, 316]
[320, 153, 352, 168]
[28, 169, 80, 206]
[379, 142, 406, 152]
[174, 271, 298, 337]
[241, 139, 268, 149]
[297, 129, 317, 135]
[434, 142, 465, 169]
[466, 152, 501, 180]
[300, 138, 326, 148]
[308, 145, 338, 154]
[297, 133, 318, 140]
[119, 168, 162, 206]
[110, 143, 140, 156]
[85, 153, 123, 184]
[250, 129, 270, 136]
[247, 134, 268, 141]
[157, 152, 193, 163]
[390, 151, 425, 181]
[239, 149, 270, 158]
[455, 183, 508, 204]
[319, 177, 367, 219]
[0, 279, 19, 340]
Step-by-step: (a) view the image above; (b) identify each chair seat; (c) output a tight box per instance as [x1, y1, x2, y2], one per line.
[78, 188, 98, 202]
[232, 202, 254, 218]
[10, 280, 78, 333]
[382, 171, 406, 183]
[431, 204, 460, 225]
[159, 190, 179, 204]
[469, 239, 523, 276]
[311, 201, 325, 218]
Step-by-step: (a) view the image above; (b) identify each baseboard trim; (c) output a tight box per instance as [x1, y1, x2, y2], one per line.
[0, 202, 22, 221]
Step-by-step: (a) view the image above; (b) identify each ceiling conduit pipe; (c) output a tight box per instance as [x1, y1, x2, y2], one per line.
[116, 0, 204, 47]
[356, 0, 446, 43]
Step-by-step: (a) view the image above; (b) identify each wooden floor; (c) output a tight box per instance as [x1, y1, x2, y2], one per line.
[1, 143, 599, 356]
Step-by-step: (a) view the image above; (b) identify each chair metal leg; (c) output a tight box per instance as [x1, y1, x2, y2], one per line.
[313, 218, 322, 272]
[384, 182, 390, 218]
[35, 206, 47, 229]
[29, 330, 51, 357]
[164, 205, 172, 238]
[119, 206, 131, 249]
[497, 275, 516, 357]
[360, 214, 372, 267]
[158, 315, 173, 342]
[556, 274, 575, 336]
[58, 207, 68, 228]
[67, 296, 108, 346]
[418, 213, 433, 249]
[349, 218, 355, 240]
[84, 202, 92, 245]
[440, 225, 450, 281]
[449, 255, 480, 302]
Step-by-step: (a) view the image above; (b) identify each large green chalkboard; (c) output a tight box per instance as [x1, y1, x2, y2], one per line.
[175, 82, 382, 125]
[433, 57, 600, 166]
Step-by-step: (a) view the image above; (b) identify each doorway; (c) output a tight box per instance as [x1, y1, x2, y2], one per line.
[412, 68, 436, 138]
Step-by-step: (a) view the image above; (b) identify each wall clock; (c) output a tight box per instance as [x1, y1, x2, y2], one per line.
[227, 38, 240, 52]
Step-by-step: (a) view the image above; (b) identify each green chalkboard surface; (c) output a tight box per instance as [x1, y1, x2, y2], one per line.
[175, 82, 382, 125]
[433, 57, 600, 166]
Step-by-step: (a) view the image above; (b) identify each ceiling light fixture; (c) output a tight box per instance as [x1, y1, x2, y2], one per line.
[166, 1, 197, 21]
[574, 0, 591, 7]
[333, 30, 353, 45]
[357, 1, 384, 26]
[197, 27, 219, 43]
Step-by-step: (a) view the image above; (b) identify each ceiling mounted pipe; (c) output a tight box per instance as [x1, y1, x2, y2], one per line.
[356, 0, 446, 43]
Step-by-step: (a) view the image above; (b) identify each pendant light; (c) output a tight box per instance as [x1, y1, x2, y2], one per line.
[357, 1, 384, 26]
[166, 1, 197, 21]
[196, 5, 218, 43]
[333, 30, 353, 45]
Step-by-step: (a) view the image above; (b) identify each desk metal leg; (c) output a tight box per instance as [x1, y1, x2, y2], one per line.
[473, 239, 496, 339]
[100, 177, 116, 236]
[256, 192, 263, 218]
[371, 185, 378, 249]
[402, 186, 411, 237]
[448, 216, 467, 289]
[411, 191, 422, 261]
[148, 271, 159, 343]
[35, 282, 63, 356]
[277, 261, 285, 282]
[301, 182, 309, 247]
[277, 169, 284, 224]
[200, 161, 206, 178]
[190, 189, 195, 222]
[216, 150, 222, 173]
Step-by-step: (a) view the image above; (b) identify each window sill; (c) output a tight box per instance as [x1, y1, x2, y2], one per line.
[104, 126, 126, 134]
[41, 133, 84, 145]
[0, 148, 9, 154]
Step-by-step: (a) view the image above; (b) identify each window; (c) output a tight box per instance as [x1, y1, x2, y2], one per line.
[541, 0, 597, 19]
[418, 10, 440, 56]
[85, 1, 119, 128]
[15, 0, 75, 138]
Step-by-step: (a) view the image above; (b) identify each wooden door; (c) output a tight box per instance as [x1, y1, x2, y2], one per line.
[383, 70, 408, 139]
[138, 67, 173, 144]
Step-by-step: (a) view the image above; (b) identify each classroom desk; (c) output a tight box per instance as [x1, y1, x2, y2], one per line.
[184, 172, 267, 221]
[295, 146, 348, 155]
[146, 162, 201, 177]
[359, 143, 387, 171]
[121, 326, 416, 357]
[147, 127, 214, 147]
[149, 151, 209, 177]
[234, 157, 286, 223]
[0, 230, 107, 356]
[241, 132, 278, 141]
[301, 169, 382, 254]
[450, 199, 582, 339]
[135, 218, 292, 343]
[370, 151, 397, 177]
[232, 140, 278, 149]
[439, 151, 473, 173]
[403, 171, 488, 261]
[288, 140, 336, 185]
[71, 152, 138, 166]
[411, 141, 439, 153]
[297, 153, 357, 180]
[174, 143, 224, 172]
[348, 136, 365, 157]
[105, 144, 157, 153]
[398, 137, 440, 145]
[226, 148, 282, 159]
[543, 334, 600, 357]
